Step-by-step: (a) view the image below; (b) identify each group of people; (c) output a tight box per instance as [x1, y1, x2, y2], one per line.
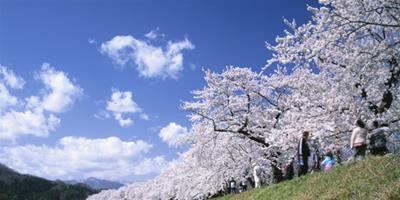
[297, 131, 337, 176]
[228, 176, 249, 194]
[297, 119, 389, 177]
[227, 119, 390, 194]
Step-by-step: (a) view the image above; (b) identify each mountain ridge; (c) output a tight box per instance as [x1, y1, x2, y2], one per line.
[64, 177, 124, 190]
[0, 163, 99, 200]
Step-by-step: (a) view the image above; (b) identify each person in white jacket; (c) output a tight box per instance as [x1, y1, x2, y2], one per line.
[350, 119, 368, 160]
[252, 163, 262, 188]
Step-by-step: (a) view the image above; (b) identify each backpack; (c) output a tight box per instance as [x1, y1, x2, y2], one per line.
[369, 130, 387, 149]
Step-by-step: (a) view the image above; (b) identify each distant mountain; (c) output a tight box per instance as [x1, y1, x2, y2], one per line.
[0, 163, 98, 200]
[65, 177, 124, 190]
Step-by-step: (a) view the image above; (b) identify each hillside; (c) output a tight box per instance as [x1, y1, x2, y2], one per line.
[216, 155, 400, 200]
[0, 163, 99, 200]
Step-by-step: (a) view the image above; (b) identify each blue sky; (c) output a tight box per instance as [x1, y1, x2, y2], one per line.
[0, 0, 317, 182]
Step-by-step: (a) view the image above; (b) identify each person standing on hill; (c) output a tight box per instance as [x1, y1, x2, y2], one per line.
[253, 163, 262, 188]
[297, 131, 311, 177]
[350, 119, 368, 160]
[229, 178, 237, 194]
[239, 175, 248, 192]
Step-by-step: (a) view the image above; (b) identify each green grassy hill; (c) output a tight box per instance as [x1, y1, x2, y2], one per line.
[216, 155, 400, 200]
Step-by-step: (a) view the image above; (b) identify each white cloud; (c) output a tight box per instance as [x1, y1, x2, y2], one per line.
[132, 156, 170, 175]
[88, 38, 97, 44]
[144, 30, 158, 40]
[0, 83, 18, 110]
[139, 113, 150, 121]
[159, 122, 189, 147]
[106, 89, 140, 127]
[144, 28, 165, 41]
[114, 113, 133, 127]
[0, 63, 82, 141]
[107, 89, 139, 113]
[0, 110, 60, 140]
[100, 35, 135, 66]
[0, 136, 153, 181]
[93, 109, 111, 120]
[100, 33, 194, 79]
[0, 65, 25, 89]
[0, 65, 24, 110]
[38, 63, 83, 113]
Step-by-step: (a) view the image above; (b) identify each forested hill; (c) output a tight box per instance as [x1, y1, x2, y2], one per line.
[215, 155, 400, 200]
[0, 163, 99, 200]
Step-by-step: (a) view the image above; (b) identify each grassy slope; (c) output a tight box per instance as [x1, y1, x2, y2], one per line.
[215, 155, 400, 200]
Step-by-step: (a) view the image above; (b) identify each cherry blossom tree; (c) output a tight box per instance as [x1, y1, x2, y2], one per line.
[89, 123, 267, 200]
[265, 0, 400, 147]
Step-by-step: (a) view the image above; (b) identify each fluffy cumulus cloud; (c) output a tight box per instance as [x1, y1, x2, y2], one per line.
[37, 63, 83, 113]
[0, 84, 18, 110]
[0, 63, 82, 141]
[106, 89, 140, 127]
[0, 110, 60, 140]
[0, 136, 156, 181]
[100, 32, 194, 79]
[0, 65, 25, 110]
[0, 65, 25, 89]
[159, 122, 189, 146]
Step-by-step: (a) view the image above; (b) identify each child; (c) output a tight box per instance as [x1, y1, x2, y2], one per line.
[321, 150, 335, 171]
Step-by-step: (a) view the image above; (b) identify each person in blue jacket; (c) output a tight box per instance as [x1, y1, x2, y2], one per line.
[321, 149, 336, 171]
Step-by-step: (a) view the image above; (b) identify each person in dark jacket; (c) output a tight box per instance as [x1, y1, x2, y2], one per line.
[297, 131, 310, 177]
[229, 178, 237, 194]
[239, 175, 248, 192]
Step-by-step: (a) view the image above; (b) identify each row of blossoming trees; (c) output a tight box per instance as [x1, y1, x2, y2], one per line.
[89, 0, 400, 199]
